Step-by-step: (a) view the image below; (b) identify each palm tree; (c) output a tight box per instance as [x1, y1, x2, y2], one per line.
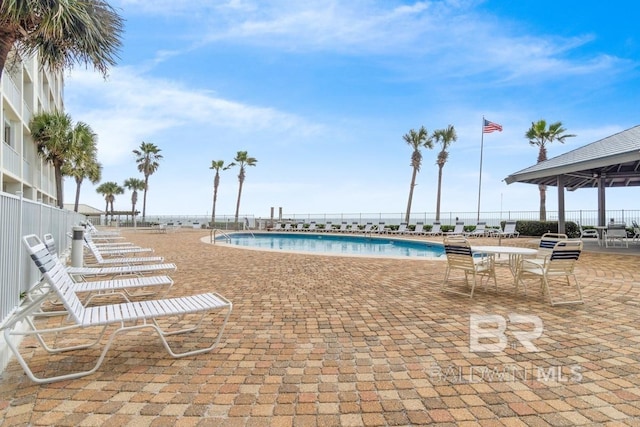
[231, 151, 257, 226]
[133, 142, 163, 221]
[432, 125, 457, 221]
[96, 181, 123, 223]
[525, 120, 576, 220]
[61, 122, 101, 212]
[123, 177, 146, 221]
[209, 160, 233, 227]
[403, 126, 433, 223]
[30, 111, 73, 208]
[0, 0, 123, 75]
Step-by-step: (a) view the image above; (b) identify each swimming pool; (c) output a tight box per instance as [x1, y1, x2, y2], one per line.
[214, 232, 446, 258]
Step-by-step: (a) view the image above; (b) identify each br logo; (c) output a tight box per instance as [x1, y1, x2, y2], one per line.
[469, 313, 543, 353]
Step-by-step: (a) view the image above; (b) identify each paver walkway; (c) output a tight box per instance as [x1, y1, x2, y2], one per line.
[1, 229, 639, 426]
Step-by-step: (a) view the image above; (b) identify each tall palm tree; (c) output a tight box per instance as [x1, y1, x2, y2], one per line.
[209, 160, 233, 226]
[133, 142, 163, 221]
[96, 181, 123, 223]
[0, 0, 123, 75]
[30, 110, 73, 208]
[403, 126, 433, 223]
[61, 122, 101, 212]
[123, 177, 146, 220]
[432, 125, 457, 221]
[525, 120, 576, 220]
[231, 151, 257, 225]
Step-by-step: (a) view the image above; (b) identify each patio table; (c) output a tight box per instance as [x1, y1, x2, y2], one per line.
[471, 245, 537, 289]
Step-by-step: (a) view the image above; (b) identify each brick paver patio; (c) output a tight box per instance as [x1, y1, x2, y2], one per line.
[1, 229, 639, 426]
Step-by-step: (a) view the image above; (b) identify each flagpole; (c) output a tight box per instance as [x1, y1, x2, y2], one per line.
[476, 116, 484, 222]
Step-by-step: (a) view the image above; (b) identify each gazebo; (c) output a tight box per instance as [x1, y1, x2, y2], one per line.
[504, 125, 640, 233]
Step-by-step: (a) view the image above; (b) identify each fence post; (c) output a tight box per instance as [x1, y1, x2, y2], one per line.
[71, 226, 84, 267]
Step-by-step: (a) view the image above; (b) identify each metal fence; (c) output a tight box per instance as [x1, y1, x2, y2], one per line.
[252, 209, 640, 230]
[0, 192, 84, 371]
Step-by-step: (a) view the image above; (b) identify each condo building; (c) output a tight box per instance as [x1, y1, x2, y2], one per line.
[1, 51, 64, 206]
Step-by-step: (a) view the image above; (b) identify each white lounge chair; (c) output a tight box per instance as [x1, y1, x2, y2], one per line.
[446, 221, 465, 236]
[84, 236, 154, 256]
[516, 240, 583, 306]
[465, 221, 487, 238]
[604, 222, 628, 248]
[321, 221, 333, 232]
[347, 221, 360, 233]
[494, 221, 519, 238]
[361, 222, 375, 233]
[83, 238, 165, 266]
[268, 222, 283, 231]
[411, 222, 426, 235]
[577, 222, 599, 244]
[423, 222, 441, 236]
[4, 234, 232, 383]
[390, 222, 408, 234]
[632, 221, 640, 243]
[282, 223, 293, 232]
[442, 236, 496, 298]
[336, 222, 349, 232]
[375, 222, 388, 234]
[30, 239, 174, 307]
[305, 221, 317, 232]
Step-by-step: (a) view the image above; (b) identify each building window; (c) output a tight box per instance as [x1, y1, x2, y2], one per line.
[3, 120, 12, 147]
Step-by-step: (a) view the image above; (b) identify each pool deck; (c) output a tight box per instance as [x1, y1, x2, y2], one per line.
[1, 229, 639, 426]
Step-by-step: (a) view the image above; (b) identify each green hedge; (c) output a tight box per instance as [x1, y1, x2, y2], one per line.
[506, 220, 581, 238]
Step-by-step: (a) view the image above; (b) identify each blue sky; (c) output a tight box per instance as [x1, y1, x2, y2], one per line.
[63, 0, 640, 219]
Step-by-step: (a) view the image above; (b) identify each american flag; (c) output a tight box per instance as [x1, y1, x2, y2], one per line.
[483, 119, 503, 133]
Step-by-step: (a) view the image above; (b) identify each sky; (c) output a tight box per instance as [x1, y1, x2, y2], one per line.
[62, 0, 640, 220]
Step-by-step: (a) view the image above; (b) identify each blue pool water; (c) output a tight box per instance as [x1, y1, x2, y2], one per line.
[216, 232, 446, 258]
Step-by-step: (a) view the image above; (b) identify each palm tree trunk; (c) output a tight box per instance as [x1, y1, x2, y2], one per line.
[435, 165, 444, 221]
[235, 180, 244, 226]
[74, 178, 82, 212]
[142, 177, 149, 220]
[539, 184, 547, 221]
[54, 165, 64, 209]
[405, 167, 418, 223]
[211, 188, 219, 227]
[211, 174, 220, 226]
[0, 29, 17, 74]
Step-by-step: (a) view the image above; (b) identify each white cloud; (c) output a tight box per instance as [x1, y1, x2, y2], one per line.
[64, 67, 323, 166]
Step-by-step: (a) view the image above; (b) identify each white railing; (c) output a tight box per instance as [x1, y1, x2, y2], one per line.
[1, 73, 22, 111]
[0, 193, 85, 373]
[113, 209, 640, 230]
[2, 143, 21, 176]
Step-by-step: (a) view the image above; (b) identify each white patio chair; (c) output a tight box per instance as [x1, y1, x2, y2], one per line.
[390, 222, 408, 234]
[516, 240, 583, 306]
[442, 236, 496, 298]
[423, 222, 440, 236]
[446, 221, 465, 236]
[494, 220, 519, 238]
[465, 221, 487, 238]
[577, 222, 599, 243]
[83, 238, 164, 266]
[604, 222, 629, 248]
[3, 234, 232, 384]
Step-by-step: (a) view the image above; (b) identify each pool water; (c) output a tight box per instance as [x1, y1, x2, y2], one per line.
[216, 232, 445, 258]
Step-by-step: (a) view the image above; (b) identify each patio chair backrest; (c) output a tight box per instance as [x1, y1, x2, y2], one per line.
[431, 222, 440, 232]
[538, 233, 567, 258]
[502, 221, 517, 233]
[24, 235, 85, 323]
[547, 241, 582, 274]
[452, 221, 464, 234]
[443, 236, 474, 270]
[43, 233, 57, 257]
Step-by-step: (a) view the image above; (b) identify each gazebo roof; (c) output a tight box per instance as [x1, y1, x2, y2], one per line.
[504, 125, 640, 190]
